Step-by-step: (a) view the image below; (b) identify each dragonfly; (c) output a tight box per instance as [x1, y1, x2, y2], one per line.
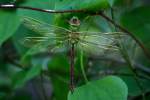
[22, 16, 125, 92]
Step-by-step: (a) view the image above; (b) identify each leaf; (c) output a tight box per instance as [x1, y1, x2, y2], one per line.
[12, 66, 42, 89]
[13, 0, 55, 56]
[115, 65, 150, 96]
[48, 55, 69, 72]
[107, 0, 116, 7]
[77, 0, 110, 11]
[55, 0, 116, 11]
[18, 0, 54, 23]
[48, 55, 70, 100]
[68, 76, 128, 100]
[121, 6, 150, 52]
[51, 75, 69, 100]
[120, 75, 150, 96]
[0, 10, 20, 45]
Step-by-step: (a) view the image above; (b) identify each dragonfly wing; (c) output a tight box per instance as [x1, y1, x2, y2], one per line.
[21, 35, 67, 47]
[78, 31, 126, 38]
[78, 33, 120, 55]
[21, 41, 67, 62]
[23, 38, 68, 56]
[79, 32, 119, 46]
[22, 16, 71, 36]
[24, 42, 51, 56]
[21, 36, 49, 47]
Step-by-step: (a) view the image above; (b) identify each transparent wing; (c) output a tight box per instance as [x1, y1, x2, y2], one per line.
[22, 16, 71, 36]
[23, 37, 69, 56]
[21, 40, 68, 62]
[78, 32, 121, 55]
[79, 39, 119, 49]
[21, 35, 68, 47]
[21, 16, 71, 57]
[21, 16, 70, 47]
[77, 31, 125, 36]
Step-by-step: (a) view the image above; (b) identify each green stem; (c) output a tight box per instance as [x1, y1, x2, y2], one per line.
[80, 50, 88, 83]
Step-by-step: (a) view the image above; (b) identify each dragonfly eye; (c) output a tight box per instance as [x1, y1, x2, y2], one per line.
[69, 16, 80, 26]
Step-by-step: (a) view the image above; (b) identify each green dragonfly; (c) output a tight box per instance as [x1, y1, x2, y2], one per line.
[22, 16, 125, 92]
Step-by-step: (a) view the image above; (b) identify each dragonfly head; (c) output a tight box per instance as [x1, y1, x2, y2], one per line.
[69, 16, 80, 27]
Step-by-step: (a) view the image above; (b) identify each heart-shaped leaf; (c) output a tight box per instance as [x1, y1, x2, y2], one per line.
[68, 76, 128, 100]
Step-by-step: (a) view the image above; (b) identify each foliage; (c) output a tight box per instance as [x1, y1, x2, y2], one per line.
[0, 0, 150, 100]
[68, 76, 128, 100]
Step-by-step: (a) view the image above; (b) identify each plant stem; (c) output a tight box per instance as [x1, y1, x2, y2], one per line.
[80, 50, 88, 83]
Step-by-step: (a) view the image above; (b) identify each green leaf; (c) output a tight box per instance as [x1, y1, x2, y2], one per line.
[55, 0, 116, 11]
[13, 0, 55, 56]
[117, 66, 150, 96]
[12, 66, 42, 89]
[48, 55, 69, 72]
[48, 55, 70, 100]
[107, 0, 116, 7]
[51, 75, 69, 100]
[18, 0, 54, 23]
[68, 76, 128, 100]
[121, 6, 150, 52]
[0, 10, 20, 45]
[77, 0, 110, 11]
[120, 75, 150, 96]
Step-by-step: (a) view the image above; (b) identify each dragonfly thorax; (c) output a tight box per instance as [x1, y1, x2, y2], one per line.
[68, 16, 80, 44]
[68, 32, 80, 44]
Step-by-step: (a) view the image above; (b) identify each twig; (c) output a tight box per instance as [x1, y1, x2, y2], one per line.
[96, 12, 150, 61]
[0, 4, 87, 13]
